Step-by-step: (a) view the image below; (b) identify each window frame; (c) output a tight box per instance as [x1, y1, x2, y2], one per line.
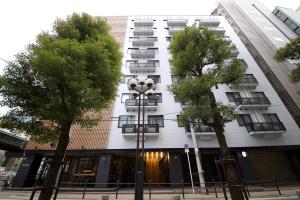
[118, 115, 135, 128]
[237, 114, 253, 126]
[148, 115, 164, 127]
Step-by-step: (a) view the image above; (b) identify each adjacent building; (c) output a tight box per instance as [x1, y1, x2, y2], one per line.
[13, 15, 300, 188]
[212, 0, 300, 127]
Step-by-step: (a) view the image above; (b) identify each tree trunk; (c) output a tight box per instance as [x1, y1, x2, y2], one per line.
[38, 123, 72, 200]
[208, 91, 244, 200]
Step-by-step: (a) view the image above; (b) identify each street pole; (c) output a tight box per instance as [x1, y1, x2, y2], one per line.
[185, 148, 195, 194]
[190, 123, 206, 192]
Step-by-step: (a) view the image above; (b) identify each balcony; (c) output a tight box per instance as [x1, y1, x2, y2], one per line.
[168, 27, 185, 35]
[234, 97, 271, 110]
[122, 124, 159, 137]
[134, 20, 153, 27]
[185, 124, 216, 140]
[230, 48, 239, 57]
[127, 79, 157, 90]
[209, 27, 226, 35]
[245, 122, 286, 136]
[223, 59, 247, 71]
[133, 27, 154, 36]
[125, 99, 158, 111]
[224, 36, 232, 45]
[130, 49, 155, 58]
[229, 76, 258, 89]
[129, 62, 156, 73]
[167, 19, 187, 26]
[132, 38, 156, 46]
[198, 18, 220, 27]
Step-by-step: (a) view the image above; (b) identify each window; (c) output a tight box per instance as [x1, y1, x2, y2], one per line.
[121, 93, 133, 103]
[289, 22, 297, 31]
[251, 92, 266, 98]
[147, 75, 160, 84]
[276, 11, 282, 18]
[226, 92, 241, 102]
[75, 157, 98, 174]
[279, 14, 287, 22]
[237, 114, 253, 126]
[295, 27, 300, 36]
[118, 115, 135, 128]
[123, 75, 137, 83]
[166, 37, 172, 41]
[263, 114, 280, 122]
[284, 18, 293, 26]
[148, 115, 164, 127]
[272, 8, 279, 15]
[171, 75, 180, 83]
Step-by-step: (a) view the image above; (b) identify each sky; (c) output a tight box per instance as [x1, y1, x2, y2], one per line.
[0, 0, 299, 114]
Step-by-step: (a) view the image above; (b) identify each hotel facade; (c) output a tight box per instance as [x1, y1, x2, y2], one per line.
[13, 15, 300, 187]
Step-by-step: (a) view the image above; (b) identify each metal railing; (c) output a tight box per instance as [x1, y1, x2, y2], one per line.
[234, 97, 271, 106]
[122, 124, 159, 134]
[245, 122, 286, 132]
[239, 76, 258, 84]
[129, 62, 156, 68]
[130, 49, 155, 54]
[185, 124, 214, 133]
[125, 99, 158, 107]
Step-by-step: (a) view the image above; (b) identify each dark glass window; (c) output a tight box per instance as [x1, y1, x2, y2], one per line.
[279, 14, 287, 22]
[289, 22, 297, 30]
[118, 115, 135, 128]
[284, 18, 293, 26]
[237, 114, 253, 126]
[147, 75, 161, 84]
[226, 92, 241, 102]
[272, 8, 279, 15]
[148, 93, 162, 103]
[75, 157, 98, 174]
[295, 27, 300, 35]
[121, 93, 133, 103]
[177, 115, 185, 127]
[263, 114, 280, 122]
[123, 75, 137, 83]
[276, 11, 282, 18]
[251, 92, 266, 98]
[148, 115, 164, 127]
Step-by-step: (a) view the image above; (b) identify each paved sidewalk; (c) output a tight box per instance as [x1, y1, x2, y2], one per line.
[0, 186, 299, 200]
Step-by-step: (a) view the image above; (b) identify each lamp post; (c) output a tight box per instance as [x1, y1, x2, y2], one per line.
[129, 78, 154, 200]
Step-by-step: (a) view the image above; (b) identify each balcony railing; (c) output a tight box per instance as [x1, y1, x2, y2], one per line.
[130, 49, 155, 58]
[167, 19, 187, 26]
[122, 124, 159, 136]
[234, 97, 271, 110]
[209, 27, 226, 35]
[129, 62, 156, 73]
[229, 76, 258, 89]
[134, 20, 154, 27]
[224, 36, 232, 45]
[132, 38, 156, 46]
[245, 122, 286, 135]
[168, 27, 185, 35]
[185, 124, 216, 140]
[198, 19, 220, 27]
[230, 48, 239, 57]
[133, 27, 154, 36]
[125, 99, 158, 111]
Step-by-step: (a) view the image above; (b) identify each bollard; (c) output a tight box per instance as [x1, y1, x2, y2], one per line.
[181, 180, 185, 199]
[115, 179, 120, 199]
[149, 180, 152, 200]
[213, 179, 217, 198]
[273, 177, 281, 195]
[29, 187, 36, 200]
[82, 178, 87, 199]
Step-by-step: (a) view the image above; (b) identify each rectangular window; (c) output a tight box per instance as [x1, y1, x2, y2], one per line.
[250, 92, 266, 98]
[166, 37, 172, 41]
[75, 157, 98, 174]
[148, 93, 162, 103]
[147, 75, 161, 84]
[284, 18, 292, 26]
[118, 115, 135, 128]
[121, 93, 133, 103]
[295, 27, 300, 36]
[237, 114, 253, 126]
[226, 92, 241, 102]
[171, 75, 179, 83]
[123, 75, 137, 83]
[177, 115, 184, 127]
[148, 115, 164, 127]
[279, 14, 287, 22]
[289, 22, 297, 31]
[276, 11, 282, 18]
[272, 8, 279, 15]
[263, 114, 280, 122]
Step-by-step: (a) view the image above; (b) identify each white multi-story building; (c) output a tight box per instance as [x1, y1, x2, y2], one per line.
[14, 15, 300, 187]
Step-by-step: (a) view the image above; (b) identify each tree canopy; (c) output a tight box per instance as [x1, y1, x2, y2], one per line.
[0, 13, 122, 142]
[169, 26, 245, 126]
[274, 37, 300, 83]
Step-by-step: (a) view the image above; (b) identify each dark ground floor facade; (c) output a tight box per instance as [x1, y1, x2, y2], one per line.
[12, 147, 300, 188]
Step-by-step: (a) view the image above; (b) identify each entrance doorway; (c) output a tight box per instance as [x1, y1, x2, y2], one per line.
[144, 152, 169, 184]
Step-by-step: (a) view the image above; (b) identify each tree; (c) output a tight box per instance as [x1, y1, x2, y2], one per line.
[0, 13, 122, 200]
[274, 37, 300, 84]
[169, 26, 246, 199]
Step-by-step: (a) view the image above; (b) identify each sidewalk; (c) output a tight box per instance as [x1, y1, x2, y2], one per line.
[0, 186, 299, 200]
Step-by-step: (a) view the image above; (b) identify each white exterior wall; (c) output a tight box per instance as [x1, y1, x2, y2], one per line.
[107, 15, 300, 150]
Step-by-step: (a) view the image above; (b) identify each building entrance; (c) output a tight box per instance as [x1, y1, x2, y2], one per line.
[144, 152, 169, 184]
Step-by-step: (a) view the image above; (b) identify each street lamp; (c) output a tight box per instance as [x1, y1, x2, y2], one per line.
[129, 78, 154, 200]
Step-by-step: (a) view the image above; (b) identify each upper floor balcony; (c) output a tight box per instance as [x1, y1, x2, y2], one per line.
[245, 122, 286, 136]
[132, 37, 156, 46]
[130, 49, 155, 58]
[122, 124, 159, 137]
[134, 20, 154, 27]
[198, 18, 220, 27]
[125, 99, 158, 111]
[224, 59, 247, 70]
[230, 48, 239, 58]
[129, 62, 156, 73]
[209, 27, 226, 35]
[224, 36, 232, 45]
[167, 19, 188, 27]
[185, 124, 216, 140]
[168, 26, 185, 35]
[234, 97, 271, 110]
[229, 75, 258, 89]
[133, 27, 154, 36]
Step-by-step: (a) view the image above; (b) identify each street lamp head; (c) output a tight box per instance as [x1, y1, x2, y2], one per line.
[131, 90, 139, 98]
[129, 79, 138, 90]
[145, 89, 154, 96]
[138, 79, 146, 86]
[145, 78, 154, 88]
